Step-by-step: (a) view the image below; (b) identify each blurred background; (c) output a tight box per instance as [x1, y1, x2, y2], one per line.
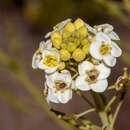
[0, 0, 130, 130]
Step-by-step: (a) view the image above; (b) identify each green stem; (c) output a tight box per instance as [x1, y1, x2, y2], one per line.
[111, 100, 124, 128]
[76, 108, 96, 118]
[107, 85, 115, 91]
[72, 72, 79, 80]
[90, 91, 113, 130]
[105, 92, 120, 112]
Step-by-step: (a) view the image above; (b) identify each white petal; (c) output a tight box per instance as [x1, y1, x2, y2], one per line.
[58, 89, 72, 104]
[46, 40, 53, 49]
[75, 75, 90, 91]
[44, 31, 52, 39]
[47, 88, 59, 103]
[108, 31, 120, 40]
[39, 41, 45, 51]
[46, 71, 72, 88]
[44, 67, 58, 73]
[111, 42, 122, 57]
[78, 61, 94, 75]
[40, 40, 52, 51]
[103, 55, 116, 67]
[90, 41, 103, 60]
[32, 53, 41, 69]
[38, 59, 49, 69]
[91, 79, 108, 92]
[38, 49, 60, 73]
[96, 32, 111, 44]
[96, 63, 111, 80]
[46, 74, 55, 88]
[54, 72, 72, 86]
[71, 80, 77, 90]
[86, 24, 97, 34]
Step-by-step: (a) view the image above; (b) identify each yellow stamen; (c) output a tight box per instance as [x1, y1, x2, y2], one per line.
[93, 25, 98, 30]
[100, 43, 111, 55]
[43, 54, 57, 68]
[36, 48, 40, 54]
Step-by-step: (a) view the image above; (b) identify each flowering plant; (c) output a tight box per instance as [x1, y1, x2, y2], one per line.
[32, 18, 129, 130]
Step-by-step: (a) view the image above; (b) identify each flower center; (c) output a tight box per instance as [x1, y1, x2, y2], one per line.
[100, 42, 112, 55]
[43, 54, 58, 67]
[54, 80, 69, 93]
[85, 68, 99, 85]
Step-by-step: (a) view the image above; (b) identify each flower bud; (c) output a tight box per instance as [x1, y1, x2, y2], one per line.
[62, 29, 72, 39]
[72, 48, 85, 62]
[58, 62, 65, 70]
[67, 42, 77, 52]
[59, 49, 71, 61]
[75, 40, 81, 47]
[74, 18, 85, 29]
[53, 22, 62, 30]
[64, 22, 75, 33]
[81, 38, 89, 46]
[51, 32, 62, 49]
[82, 44, 90, 55]
[61, 43, 67, 49]
[73, 30, 80, 38]
[78, 26, 88, 38]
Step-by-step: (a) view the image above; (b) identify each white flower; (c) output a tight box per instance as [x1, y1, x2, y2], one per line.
[90, 32, 122, 67]
[45, 71, 72, 104]
[44, 18, 72, 38]
[38, 49, 60, 73]
[32, 40, 52, 69]
[86, 23, 120, 40]
[39, 40, 52, 51]
[75, 61, 111, 92]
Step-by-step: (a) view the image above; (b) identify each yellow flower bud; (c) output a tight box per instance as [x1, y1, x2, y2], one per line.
[78, 26, 88, 38]
[67, 42, 77, 52]
[59, 49, 71, 61]
[62, 29, 72, 39]
[61, 43, 67, 49]
[64, 22, 75, 33]
[75, 40, 81, 47]
[58, 62, 65, 70]
[72, 48, 85, 62]
[53, 22, 62, 30]
[74, 18, 85, 29]
[51, 32, 62, 49]
[82, 44, 90, 55]
[81, 38, 89, 46]
[73, 30, 80, 38]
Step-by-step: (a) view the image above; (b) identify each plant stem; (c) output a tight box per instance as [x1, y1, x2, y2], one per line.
[90, 91, 113, 130]
[111, 99, 124, 128]
[76, 108, 96, 118]
[105, 92, 120, 112]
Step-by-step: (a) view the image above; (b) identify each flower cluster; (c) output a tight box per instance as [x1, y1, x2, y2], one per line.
[32, 18, 122, 104]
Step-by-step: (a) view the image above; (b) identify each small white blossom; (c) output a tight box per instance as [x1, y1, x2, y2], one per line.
[38, 49, 60, 73]
[39, 40, 52, 51]
[32, 40, 52, 69]
[45, 71, 72, 104]
[86, 24, 120, 40]
[90, 32, 122, 67]
[45, 18, 72, 39]
[75, 61, 111, 92]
